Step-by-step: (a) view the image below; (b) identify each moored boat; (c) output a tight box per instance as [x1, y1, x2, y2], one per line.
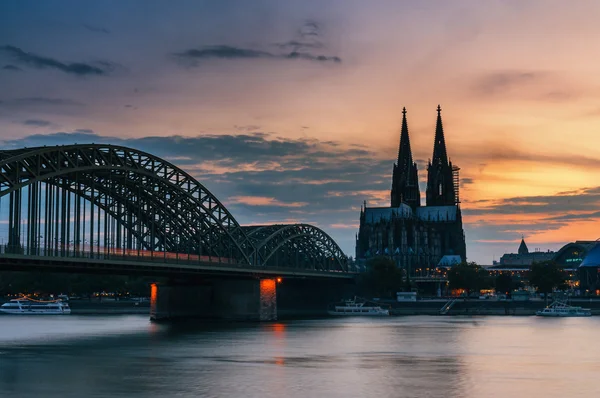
[328, 297, 389, 316]
[536, 300, 591, 317]
[0, 297, 71, 315]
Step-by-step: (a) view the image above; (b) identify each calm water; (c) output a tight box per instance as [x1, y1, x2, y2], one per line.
[0, 315, 599, 398]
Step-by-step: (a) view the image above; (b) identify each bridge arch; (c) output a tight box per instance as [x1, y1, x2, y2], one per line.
[242, 224, 348, 272]
[0, 144, 255, 264]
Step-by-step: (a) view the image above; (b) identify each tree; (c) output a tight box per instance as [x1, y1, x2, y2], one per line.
[357, 256, 403, 298]
[495, 273, 513, 295]
[528, 261, 567, 305]
[448, 262, 488, 296]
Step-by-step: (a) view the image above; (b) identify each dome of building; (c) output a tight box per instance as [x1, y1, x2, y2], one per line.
[580, 242, 600, 267]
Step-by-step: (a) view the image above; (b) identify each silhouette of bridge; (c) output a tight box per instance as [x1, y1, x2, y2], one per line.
[0, 144, 351, 280]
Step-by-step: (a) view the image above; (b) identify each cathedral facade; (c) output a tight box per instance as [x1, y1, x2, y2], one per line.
[355, 106, 466, 274]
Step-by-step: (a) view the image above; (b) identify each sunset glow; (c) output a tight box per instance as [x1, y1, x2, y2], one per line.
[2, 1, 599, 263]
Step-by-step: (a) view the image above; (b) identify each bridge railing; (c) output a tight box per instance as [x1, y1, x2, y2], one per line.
[0, 244, 244, 267]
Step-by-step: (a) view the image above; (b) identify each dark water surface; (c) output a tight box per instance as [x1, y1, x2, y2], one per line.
[0, 315, 599, 398]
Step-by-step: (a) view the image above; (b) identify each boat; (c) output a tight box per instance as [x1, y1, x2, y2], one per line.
[328, 297, 389, 316]
[0, 297, 71, 315]
[536, 300, 591, 317]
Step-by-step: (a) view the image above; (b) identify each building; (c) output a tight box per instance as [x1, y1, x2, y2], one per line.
[495, 237, 555, 267]
[487, 240, 598, 289]
[490, 239, 596, 269]
[355, 106, 466, 275]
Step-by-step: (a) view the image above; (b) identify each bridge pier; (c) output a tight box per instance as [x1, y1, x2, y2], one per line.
[150, 278, 277, 321]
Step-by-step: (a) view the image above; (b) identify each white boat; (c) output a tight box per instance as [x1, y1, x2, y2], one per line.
[328, 297, 389, 316]
[0, 298, 71, 315]
[536, 301, 591, 317]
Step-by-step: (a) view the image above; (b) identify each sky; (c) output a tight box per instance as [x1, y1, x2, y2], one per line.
[1, 0, 600, 264]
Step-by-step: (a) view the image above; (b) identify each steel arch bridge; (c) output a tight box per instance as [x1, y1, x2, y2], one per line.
[0, 144, 349, 276]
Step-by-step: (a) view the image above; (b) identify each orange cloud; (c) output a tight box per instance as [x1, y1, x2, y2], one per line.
[228, 196, 308, 208]
[330, 223, 360, 229]
[326, 189, 389, 205]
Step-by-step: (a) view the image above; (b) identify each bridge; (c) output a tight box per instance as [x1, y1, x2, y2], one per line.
[0, 144, 354, 320]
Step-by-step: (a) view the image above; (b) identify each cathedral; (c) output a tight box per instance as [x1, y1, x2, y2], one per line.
[355, 105, 466, 274]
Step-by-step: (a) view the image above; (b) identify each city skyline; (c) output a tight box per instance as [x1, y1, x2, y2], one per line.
[2, 1, 600, 263]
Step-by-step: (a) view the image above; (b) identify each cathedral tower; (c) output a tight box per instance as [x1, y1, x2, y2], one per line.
[391, 107, 420, 209]
[426, 105, 457, 206]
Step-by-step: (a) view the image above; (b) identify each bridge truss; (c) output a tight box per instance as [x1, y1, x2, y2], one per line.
[242, 224, 348, 271]
[0, 145, 348, 273]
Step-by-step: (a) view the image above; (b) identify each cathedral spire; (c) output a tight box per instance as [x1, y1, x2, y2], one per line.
[426, 104, 456, 206]
[432, 104, 449, 167]
[391, 107, 420, 209]
[396, 107, 413, 174]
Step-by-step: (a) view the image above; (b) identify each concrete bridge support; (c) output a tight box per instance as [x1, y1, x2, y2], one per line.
[150, 278, 277, 321]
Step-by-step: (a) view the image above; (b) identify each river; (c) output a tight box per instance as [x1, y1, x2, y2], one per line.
[0, 315, 598, 397]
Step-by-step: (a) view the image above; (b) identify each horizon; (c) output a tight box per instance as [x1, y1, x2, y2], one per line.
[2, 0, 600, 264]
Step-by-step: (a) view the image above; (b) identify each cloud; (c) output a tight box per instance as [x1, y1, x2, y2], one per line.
[175, 21, 341, 66]
[464, 186, 600, 218]
[2, 64, 22, 71]
[275, 40, 324, 50]
[176, 45, 273, 60]
[469, 70, 587, 103]
[452, 141, 600, 170]
[0, 97, 84, 110]
[175, 45, 341, 65]
[286, 51, 341, 63]
[0, 45, 112, 76]
[472, 71, 541, 96]
[330, 223, 360, 229]
[82, 24, 110, 34]
[74, 128, 94, 134]
[299, 21, 320, 39]
[276, 21, 325, 51]
[234, 124, 261, 132]
[23, 119, 52, 127]
[227, 196, 308, 208]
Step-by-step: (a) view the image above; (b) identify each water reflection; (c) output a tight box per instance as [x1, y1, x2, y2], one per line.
[0, 316, 598, 397]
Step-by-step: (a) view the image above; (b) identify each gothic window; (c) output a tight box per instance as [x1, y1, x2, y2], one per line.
[438, 183, 442, 196]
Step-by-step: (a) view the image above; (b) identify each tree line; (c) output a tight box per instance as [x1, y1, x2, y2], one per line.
[357, 256, 569, 300]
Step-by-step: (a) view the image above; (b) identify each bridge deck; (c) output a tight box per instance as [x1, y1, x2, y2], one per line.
[0, 253, 355, 279]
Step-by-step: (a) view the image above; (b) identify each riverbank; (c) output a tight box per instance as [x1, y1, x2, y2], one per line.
[5, 297, 600, 317]
[388, 298, 600, 316]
